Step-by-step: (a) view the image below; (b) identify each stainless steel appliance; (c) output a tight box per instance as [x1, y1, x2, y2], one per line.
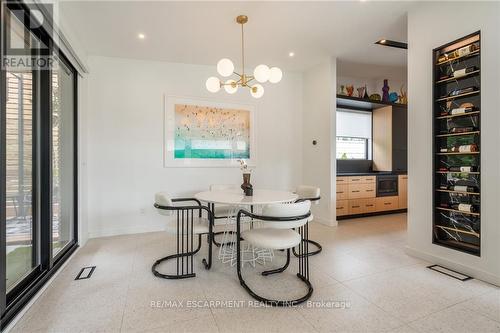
[376, 175, 399, 197]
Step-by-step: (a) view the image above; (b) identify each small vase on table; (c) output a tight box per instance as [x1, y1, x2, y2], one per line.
[238, 160, 253, 196]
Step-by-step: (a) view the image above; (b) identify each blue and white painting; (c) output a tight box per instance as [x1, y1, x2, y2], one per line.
[174, 104, 251, 159]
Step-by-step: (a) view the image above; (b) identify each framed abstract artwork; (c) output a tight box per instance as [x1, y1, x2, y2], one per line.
[164, 96, 256, 167]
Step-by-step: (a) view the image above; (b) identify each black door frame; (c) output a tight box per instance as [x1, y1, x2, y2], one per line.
[0, 1, 79, 328]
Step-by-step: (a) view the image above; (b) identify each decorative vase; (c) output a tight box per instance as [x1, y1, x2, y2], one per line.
[357, 87, 365, 98]
[241, 173, 253, 196]
[382, 79, 390, 102]
[346, 85, 354, 97]
[363, 84, 369, 99]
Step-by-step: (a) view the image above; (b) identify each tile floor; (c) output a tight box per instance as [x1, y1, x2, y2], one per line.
[10, 213, 500, 333]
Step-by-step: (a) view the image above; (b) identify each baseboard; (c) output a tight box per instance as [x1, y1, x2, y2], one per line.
[405, 246, 500, 287]
[88, 224, 165, 239]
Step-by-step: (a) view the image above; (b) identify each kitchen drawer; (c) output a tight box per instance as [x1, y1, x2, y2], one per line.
[348, 183, 376, 199]
[363, 176, 376, 183]
[348, 176, 376, 184]
[375, 196, 399, 211]
[348, 199, 365, 215]
[336, 200, 349, 216]
[364, 198, 377, 213]
[336, 177, 348, 185]
[336, 184, 349, 200]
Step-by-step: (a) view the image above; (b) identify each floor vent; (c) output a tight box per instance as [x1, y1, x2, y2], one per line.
[427, 265, 472, 281]
[75, 266, 96, 280]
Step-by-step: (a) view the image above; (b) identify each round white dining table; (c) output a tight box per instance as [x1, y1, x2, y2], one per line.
[194, 189, 298, 206]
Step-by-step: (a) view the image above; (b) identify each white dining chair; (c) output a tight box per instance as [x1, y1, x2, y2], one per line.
[295, 185, 322, 256]
[235, 200, 313, 306]
[151, 192, 213, 279]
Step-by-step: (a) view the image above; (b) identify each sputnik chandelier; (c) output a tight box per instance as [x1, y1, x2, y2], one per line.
[205, 15, 282, 99]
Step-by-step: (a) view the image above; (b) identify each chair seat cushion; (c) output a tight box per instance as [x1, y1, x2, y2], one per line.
[165, 217, 209, 235]
[241, 228, 301, 250]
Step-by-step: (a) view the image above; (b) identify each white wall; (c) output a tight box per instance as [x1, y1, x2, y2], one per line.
[302, 58, 337, 225]
[407, 2, 500, 285]
[85, 56, 303, 237]
[337, 61, 407, 99]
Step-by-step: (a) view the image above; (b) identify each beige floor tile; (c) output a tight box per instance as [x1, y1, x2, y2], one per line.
[130, 314, 220, 333]
[212, 307, 317, 333]
[408, 302, 500, 333]
[10, 213, 499, 333]
[344, 263, 498, 323]
[297, 283, 403, 332]
[460, 287, 500, 322]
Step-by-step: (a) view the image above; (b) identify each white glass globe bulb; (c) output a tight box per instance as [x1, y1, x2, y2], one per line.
[206, 77, 221, 93]
[224, 79, 238, 94]
[253, 64, 270, 83]
[269, 67, 283, 83]
[251, 84, 264, 98]
[217, 58, 234, 77]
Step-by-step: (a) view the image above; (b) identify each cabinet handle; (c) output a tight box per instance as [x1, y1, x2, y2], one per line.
[352, 179, 360, 181]
[366, 204, 374, 207]
[384, 203, 391, 205]
[336, 191, 344, 194]
[352, 205, 360, 208]
[352, 190, 360, 193]
[337, 207, 344, 210]
[366, 190, 374, 192]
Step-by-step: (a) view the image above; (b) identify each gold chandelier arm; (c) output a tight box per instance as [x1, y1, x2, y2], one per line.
[241, 19, 245, 78]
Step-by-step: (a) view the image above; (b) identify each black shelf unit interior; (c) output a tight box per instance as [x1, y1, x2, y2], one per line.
[433, 31, 481, 256]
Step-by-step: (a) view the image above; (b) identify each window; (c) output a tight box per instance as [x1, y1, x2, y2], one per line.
[336, 109, 372, 160]
[1, 3, 78, 327]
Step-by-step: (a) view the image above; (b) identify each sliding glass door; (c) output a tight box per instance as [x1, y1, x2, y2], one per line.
[1, 2, 78, 327]
[51, 57, 75, 258]
[4, 2, 41, 295]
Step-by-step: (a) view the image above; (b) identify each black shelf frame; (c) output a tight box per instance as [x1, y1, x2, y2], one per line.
[432, 31, 481, 257]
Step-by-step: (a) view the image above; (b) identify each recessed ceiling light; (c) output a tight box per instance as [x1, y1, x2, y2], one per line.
[138, 33, 146, 39]
[288, 52, 295, 57]
[375, 39, 407, 49]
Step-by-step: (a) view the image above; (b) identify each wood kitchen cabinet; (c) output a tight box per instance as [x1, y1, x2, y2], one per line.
[336, 174, 407, 218]
[398, 175, 408, 209]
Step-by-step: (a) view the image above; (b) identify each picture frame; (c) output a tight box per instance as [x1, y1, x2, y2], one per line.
[164, 95, 257, 168]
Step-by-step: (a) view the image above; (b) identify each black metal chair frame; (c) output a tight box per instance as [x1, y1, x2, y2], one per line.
[208, 202, 237, 248]
[152, 198, 213, 279]
[236, 209, 313, 306]
[293, 196, 322, 257]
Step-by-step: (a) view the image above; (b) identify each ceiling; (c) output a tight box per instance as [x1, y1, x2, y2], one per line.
[59, 1, 411, 72]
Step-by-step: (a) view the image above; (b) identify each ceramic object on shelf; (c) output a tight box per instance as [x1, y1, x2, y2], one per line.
[346, 85, 354, 97]
[339, 85, 346, 95]
[382, 79, 390, 102]
[357, 87, 365, 98]
[369, 93, 381, 101]
[399, 84, 407, 104]
[389, 92, 398, 103]
[363, 84, 369, 99]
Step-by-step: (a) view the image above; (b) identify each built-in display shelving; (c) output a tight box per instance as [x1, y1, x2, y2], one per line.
[432, 31, 481, 256]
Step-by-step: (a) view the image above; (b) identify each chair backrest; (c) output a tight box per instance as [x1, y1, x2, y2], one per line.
[261, 200, 311, 229]
[155, 192, 173, 216]
[296, 185, 320, 204]
[210, 184, 239, 191]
